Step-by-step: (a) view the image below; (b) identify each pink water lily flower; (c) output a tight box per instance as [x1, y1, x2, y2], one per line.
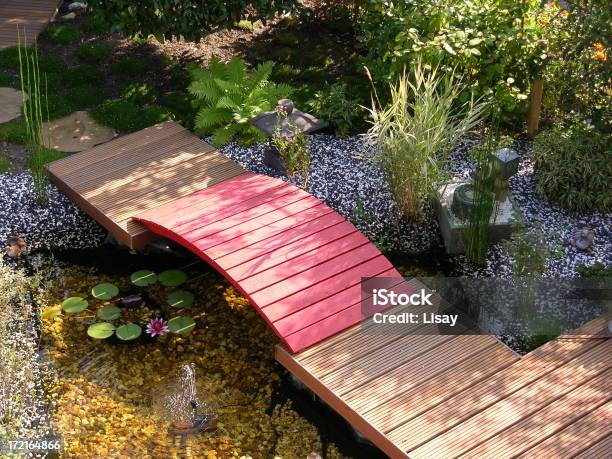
[146, 318, 169, 337]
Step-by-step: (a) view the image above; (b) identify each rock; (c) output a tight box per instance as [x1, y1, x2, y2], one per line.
[41, 111, 116, 153]
[5, 235, 27, 258]
[0, 87, 26, 124]
[121, 295, 143, 308]
[60, 12, 77, 21]
[68, 2, 88, 13]
[570, 228, 594, 252]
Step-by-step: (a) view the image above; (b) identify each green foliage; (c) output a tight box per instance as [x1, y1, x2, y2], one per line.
[540, 1, 610, 133]
[0, 71, 10, 86]
[167, 315, 196, 335]
[76, 43, 110, 63]
[273, 122, 310, 190]
[310, 82, 361, 137]
[81, 15, 110, 34]
[111, 57, 147, 78]
[90, 100, 173, 133]
[67, 84, 105, 109]
[501, 225, 551, 278]
[365, 61, 488, 221]
[532, 123, 611, 213]
[0, 120, 28, 144]
[61, 297, 89, 313]
[90, 0, 296, 41]
[131, 270, 157, 287]
[44, 94, 73, 120]
[160, 92, 197, 128]
[41, 25, 83, 45]
[576, 262, 612, 278]
[158, 270, 187, 287]
[0, 154, 9, 173]
[65, 64, 102, 85]
[358, 0, 547, 119]
[189, 57, 293, 146]
[121, 83, 158, 105]
[91, 282, 119, 300]
[27, 148, 63, 169]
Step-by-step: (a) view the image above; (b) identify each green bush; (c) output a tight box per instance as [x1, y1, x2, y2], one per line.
[44, 95, 73, 121]
[0, 120, 27, 144]
[90, 0, 296, 41]
[577, 262, 612, 278]
[64, 64, 103, 85]
[91, 100, 172, 133]
[111, 57, 147, 77]
[121, 83, 158, 105]
[188, 57, 293, 146]
[67, 85, 105, 109]
[41, 25, 83, 45]
[358, 1, 547, 119]
[310, 82, 362, 137]
[76, 43, 110, 63]
[532, 123, 611, 213]
[160, 92, 196, 128]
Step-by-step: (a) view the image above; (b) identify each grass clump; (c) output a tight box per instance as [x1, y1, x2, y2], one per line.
[0, 154, 9, 173]
[111, 57, 147, 78]
[67, 84, 105, 109]
[26, 147, 63, 169]
[64, 64, 102, 85]
[44, 95, 73, 121]
[0, 120, 28, 144]
[91, 100, 172, 133]
[76, 43, 110, 63]
[160, 92, 196, 128]
[41, 25, 83, 45]
[121, 83, 158, 105]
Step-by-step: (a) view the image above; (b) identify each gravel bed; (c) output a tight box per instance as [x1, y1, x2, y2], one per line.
[220, 133, 611, 278]
[0, 172, 106, 251]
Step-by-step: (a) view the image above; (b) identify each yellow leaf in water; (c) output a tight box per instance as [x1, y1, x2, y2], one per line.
[42, 305, 62, 320]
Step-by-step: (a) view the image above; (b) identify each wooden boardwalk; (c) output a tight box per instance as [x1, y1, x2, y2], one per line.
[47, 121, 611, 457]
[134, 172, 404, 352]
[278, 314, 611, 458]
[47, 121, 246, 248]
[0, 0, 61, 49]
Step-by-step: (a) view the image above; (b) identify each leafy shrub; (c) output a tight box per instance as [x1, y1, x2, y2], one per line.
[310, 82, 361, 137]
[76, 43, 110, 63]
[273, 121, 310, 189]
[111, 57, 147, 78]
[81, 15, 110, 34]
[41, 25, 83, 44]
[365, 61, 487, 221]
[576, 262, 612, 278]
[358, 1, 547, 119]
[67, 84, 105, 109]
[90, 0, 296, 41]
[64, 64, 102, 85]
[121, 83, 158, 105]
[188, 57, 293, 146]
[532, 123, 611, 213]
[91, 100, 172, 133]
[501, 225, 551, 277]
[0, 120, 28, 144]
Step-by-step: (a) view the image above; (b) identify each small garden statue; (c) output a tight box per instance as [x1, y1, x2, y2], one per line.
[5, 236, 27, 258]
[570, 228, 594, 252]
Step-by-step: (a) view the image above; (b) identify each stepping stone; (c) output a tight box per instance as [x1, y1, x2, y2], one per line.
[0, 87, 25, 123]
[41, 111, 116, 153]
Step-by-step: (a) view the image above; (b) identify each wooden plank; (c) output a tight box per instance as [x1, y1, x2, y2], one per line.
[462, 375, 611, 458]
[406, 342, 611, 458]
[0, 1, 60, 49]
[572, 430, 612, 459]
[387, 337, 608, 452]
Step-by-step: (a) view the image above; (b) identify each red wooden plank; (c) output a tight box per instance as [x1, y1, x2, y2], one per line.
[193, 195, 323, 252]
[238, 232, 369, 293]
[273, 268, 403, 336]
[181, 189, 312, 241]
[249, 243, 384, 304]
[262, 256, 397, 322]
[226, 220, 358, 280]
[210, 206, 342, 262]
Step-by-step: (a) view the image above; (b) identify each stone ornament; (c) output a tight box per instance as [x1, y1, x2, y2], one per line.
[41, 111, 116, 152]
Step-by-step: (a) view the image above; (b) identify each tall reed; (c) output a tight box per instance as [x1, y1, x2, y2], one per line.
[17, 27, 50, 204]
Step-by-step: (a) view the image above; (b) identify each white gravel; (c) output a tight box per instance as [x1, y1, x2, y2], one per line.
[0, 172, 106, 251]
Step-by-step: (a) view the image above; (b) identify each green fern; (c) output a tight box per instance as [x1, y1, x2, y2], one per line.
[188, 56, 292, 146]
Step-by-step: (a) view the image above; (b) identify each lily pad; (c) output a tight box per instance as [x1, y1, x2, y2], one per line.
[130, 270, 157, 287]
[115, 323, 142, 341]
[87, 322, 115, 339]
[167, 290, 194, 308]
[61, 296, 88, 313]
[92, 283, 119, 300]
[158, 269, 187, 287]
[97, 305, 121, 321]
[167, 315, 196, 335]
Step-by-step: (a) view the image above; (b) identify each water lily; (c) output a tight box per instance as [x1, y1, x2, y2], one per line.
[146, 318, 169, 337]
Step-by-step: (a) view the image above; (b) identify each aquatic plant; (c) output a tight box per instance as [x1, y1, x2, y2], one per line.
[146, 318, 169, 337]
[168, 315, 196, 335]
[91, 282, 119, 300]
[167, 290, 194, 308]
[61, 296, 89, 313]
[115, 323, 142, 341]
[158, 269, 187, 287]
[130, 269, 158, 286]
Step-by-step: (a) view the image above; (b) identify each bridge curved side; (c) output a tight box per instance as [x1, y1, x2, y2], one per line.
[133, 172, 401, 353]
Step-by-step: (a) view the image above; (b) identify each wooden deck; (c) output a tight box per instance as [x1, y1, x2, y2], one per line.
[277, 314, 611, 458]
[47, 121, 246, 248]
[0, 0, 61, 49]
[134, 172, 404, 352]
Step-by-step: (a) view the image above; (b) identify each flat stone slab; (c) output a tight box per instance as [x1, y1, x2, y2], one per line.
[0, 87, 25, 123]
[42, 111, 117, 153]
